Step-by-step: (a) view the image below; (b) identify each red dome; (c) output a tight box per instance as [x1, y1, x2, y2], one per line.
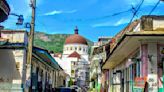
[65, 27, 88, 45]
[65, 34, 88, 45]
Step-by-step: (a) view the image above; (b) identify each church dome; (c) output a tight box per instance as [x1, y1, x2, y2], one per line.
[65, 27, 88, 45]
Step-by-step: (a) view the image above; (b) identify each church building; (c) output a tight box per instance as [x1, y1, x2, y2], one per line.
[53, 27, 90, 87]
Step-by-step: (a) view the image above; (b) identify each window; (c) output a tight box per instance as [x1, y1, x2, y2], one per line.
[133, 63, 137, 80]
[136, 61, 142, 77]
[86, 49, 88, 52]
[70, 47, 72, 50]
[79, 47, 81, 51]
[83, 48, 85, 52]
[71, 70, 75, 73]
[75, 47, 77, 50]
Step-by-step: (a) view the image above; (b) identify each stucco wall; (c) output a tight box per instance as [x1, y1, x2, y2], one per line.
[0, 49, 25, 91]
[63, 44, 88, 55]
[1, 32, 27, 43]
[153, 19, 164, 30]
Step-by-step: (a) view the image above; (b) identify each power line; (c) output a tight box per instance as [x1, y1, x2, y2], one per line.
[148, 0, 160, 15]
[61, 9, 133, 22]
[90, 9, 132, 20]
[128, 0, 144, 24]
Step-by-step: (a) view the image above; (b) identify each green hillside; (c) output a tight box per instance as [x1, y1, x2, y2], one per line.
[34, 32, 94, 53]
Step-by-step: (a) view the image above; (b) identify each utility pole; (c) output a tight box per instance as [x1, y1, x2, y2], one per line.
[26, 0, 36, 92]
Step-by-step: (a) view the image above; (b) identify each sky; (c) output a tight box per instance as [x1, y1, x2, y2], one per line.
[2, 0, 164, 41]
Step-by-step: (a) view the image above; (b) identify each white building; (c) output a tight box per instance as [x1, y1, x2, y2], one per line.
[0, 30, 65, 92]
[53, 27, 90, 87]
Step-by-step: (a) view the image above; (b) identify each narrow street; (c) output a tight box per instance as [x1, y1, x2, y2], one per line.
[1, 0, 164, 92]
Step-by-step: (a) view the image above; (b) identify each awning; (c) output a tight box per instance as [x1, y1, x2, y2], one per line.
[0, 38, 8, 45]
[33, 47, 62, 70]
[102, 31, 164, 69]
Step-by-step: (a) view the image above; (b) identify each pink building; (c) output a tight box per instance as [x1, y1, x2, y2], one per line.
[102, 15, 164, 92]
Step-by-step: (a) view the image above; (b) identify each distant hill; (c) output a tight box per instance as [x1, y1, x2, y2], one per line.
[34, 32, 94, 53]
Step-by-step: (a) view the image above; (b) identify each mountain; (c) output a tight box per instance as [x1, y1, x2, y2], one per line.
[34, 32, 94, 53]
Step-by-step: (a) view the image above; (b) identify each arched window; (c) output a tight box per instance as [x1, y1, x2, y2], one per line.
[83, 48, 85, 52]
[86, 48, 88, 52]
[75, 47, 77, 50]
[79, 47, 81, 51]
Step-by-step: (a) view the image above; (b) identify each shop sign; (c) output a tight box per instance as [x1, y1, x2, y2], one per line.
[148, 74, 158, 92]
[134, 77, 147, 88]
[0, 0, 10, 15]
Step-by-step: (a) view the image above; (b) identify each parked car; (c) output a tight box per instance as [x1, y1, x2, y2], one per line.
[55, 87, 77, 92]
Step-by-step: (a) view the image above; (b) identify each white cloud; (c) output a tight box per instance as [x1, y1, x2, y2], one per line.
[44, 10, 63, 15]
[114, 18, 129, 26]
[44, 10, 77, 16]
[92, 21, 113, 27]
[92, 18, 130, 28]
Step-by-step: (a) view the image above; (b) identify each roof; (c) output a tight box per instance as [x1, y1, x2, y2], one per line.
[65, 27, 88, 45]
[0, 0, 10, 22]
[68, 51, 81, 59]
[102, 32, 164, 69]
[0, 43, 63, 70]
[53, 53, 62, 57]
[1, 29, 27, 33]
[33, 47, 63, 70]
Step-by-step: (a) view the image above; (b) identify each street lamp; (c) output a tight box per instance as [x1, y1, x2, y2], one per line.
[9, 13, 24, 25]
[0, 13, 24, 41]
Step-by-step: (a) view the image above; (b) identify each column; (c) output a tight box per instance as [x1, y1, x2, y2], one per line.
[147, 43, 158, 92]
[141, 44, 148, 77]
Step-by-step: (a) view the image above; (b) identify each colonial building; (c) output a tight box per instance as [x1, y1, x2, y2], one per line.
[53, 27, 90, 87]
[102, 15, 164, 92]
[0, 30, 66, 92]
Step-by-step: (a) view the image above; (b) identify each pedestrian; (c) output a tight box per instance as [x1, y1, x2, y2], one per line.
[143, 82, 148, 92]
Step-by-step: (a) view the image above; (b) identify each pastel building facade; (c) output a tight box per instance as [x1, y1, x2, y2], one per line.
[102, 15, 164, 92]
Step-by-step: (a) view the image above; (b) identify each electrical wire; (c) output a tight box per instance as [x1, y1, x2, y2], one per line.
[128, 0, 144, 24]
[148, 0, 160, 15]
[82, 9, 132, 21]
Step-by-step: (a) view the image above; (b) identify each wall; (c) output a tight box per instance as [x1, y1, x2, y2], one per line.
[153, 19, 164, 30]
[63, 44, 88, 55]
[147, 43, 158, 92]
[1, 32, 27, 43]
[0, 49, 25, 91]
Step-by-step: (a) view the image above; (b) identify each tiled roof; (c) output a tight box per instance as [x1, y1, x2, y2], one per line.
[65, 27, 88, 45]
[68, 51, 81, 59]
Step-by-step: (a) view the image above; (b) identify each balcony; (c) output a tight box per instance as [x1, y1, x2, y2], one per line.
[0, 0, 10, 22]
